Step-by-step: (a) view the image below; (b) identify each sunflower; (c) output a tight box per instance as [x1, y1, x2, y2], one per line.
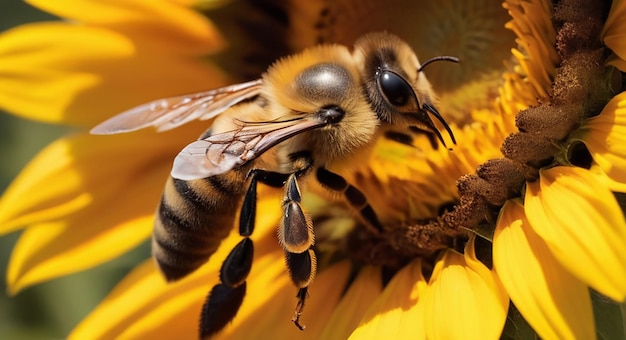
[1, 0, 626, 339]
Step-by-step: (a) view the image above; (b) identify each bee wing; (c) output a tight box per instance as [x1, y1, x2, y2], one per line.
[171, 118, 327, 180]
[90, 79, 263, 134]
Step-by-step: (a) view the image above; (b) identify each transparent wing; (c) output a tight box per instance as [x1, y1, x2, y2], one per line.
[90, 79, 263, 134]
[172, 118, 328, 180]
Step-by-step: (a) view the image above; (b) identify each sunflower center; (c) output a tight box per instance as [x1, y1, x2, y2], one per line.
[310, 0, 618, 273]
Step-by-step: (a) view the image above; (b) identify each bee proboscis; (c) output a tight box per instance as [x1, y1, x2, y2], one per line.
[91, 32, 458, 338]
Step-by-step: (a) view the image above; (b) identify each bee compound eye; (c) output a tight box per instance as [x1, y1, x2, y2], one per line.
[378, 70, 412, 107]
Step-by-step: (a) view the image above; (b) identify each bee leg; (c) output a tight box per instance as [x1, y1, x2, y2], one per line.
[279, 173, 317, 331]
[238, 175, 257, 236]
[286, 251, 316, 330]
[200, 236, 254, 338]
[241, 168, 298, 235]
[200, 175, 260, 339]
[200, 282, 246, 339]
[280, 173, 314, 253]
[292, 287, 309, 330]
[200, 169, 295, 338]
[316, 166, 384, 233]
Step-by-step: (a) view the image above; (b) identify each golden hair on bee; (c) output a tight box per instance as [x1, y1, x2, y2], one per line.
[90, 31, 458, 339]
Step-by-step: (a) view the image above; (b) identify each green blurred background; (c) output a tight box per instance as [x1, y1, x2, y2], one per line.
[0, 1, 149, 338]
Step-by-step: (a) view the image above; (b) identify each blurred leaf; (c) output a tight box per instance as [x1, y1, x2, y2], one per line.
[592, 290, 625, 340]
[501, 302, 539, 340]
[0, 0, 58, 31]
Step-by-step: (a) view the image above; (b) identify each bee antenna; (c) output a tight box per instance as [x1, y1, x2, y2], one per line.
[422, 103, 457, 145]
[418, 56, 460, 72]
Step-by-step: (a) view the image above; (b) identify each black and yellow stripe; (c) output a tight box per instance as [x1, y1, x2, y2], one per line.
[152, 171, 248, 282]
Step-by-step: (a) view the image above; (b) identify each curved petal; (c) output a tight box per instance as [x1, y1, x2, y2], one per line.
[26, 0, 223, 55]
[0, 127, 200, 234]
[423, 237, 508, 340]
[0, 22, 227, 126]
[580, 92, 626, 191]
[463, 236, 509, 323]
[525, 166, 626, 302]
[319, 266, 382, 340]
[1, 127, 204, 293]
[348, 259, 427, 339]
[589, 164, 626, 193]
[603, 0, 626, 71]
[7, 202, 154, 296]
[494, 200, 595, 339]
[70, 239, 234, 340]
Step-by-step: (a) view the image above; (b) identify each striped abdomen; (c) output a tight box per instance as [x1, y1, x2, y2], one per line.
[152, 171, 247, 281]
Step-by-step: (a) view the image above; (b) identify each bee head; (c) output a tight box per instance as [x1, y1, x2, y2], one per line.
[353, 32, 457, 146]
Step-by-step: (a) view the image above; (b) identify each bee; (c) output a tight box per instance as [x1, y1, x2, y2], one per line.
[91, 32, 457, 338]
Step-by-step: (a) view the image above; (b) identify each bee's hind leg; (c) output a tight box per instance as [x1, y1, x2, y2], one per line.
[199, 241, 250, 339]
[199, 170, 283, 339]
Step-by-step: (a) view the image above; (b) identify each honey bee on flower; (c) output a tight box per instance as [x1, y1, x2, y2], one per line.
[92, 31, 458, 337]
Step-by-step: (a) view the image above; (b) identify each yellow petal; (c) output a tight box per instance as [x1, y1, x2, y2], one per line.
[70, 246, 224, 340]
[580, 91, 626, 190]
[0, 22, 227, 126]
[603, 0, 626, 71]
[26, 0, 223, 55]
[501, 0, 557, 105]
[0, 128, 196, 234]
[6, 214, 147, 295]
[463, 235, 510, 318]
[1, 128, 202, 293]
[319, 266, 383, 340]
[494, 200, 595, 339]
[349, 259, 427, 339]
[5, 168, 163, 295]
[589, 164, 626, 193]
[70, 193, 283, 339]
[525, 166, 626, 301]
[423, 237, 508, 340]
